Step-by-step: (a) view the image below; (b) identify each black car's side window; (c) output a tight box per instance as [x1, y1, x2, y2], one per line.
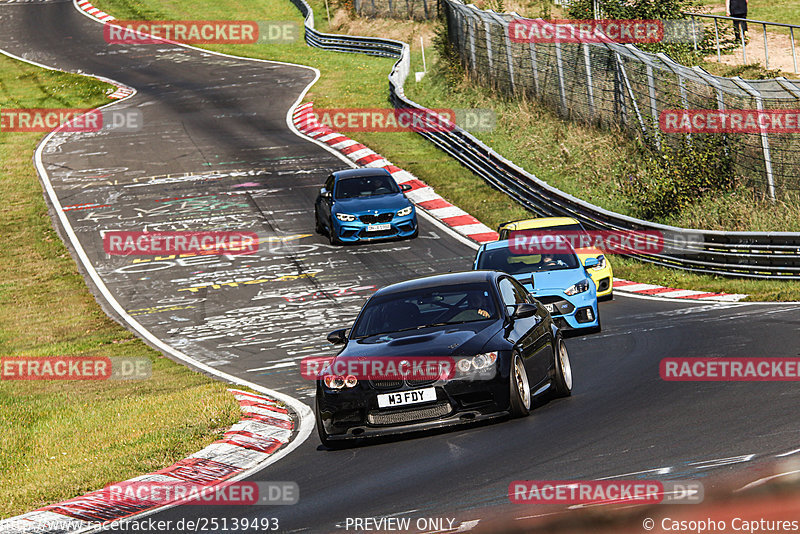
[324, 175, 335, 193]
[508, 277, 531, 304]
[498, 278, 525, 310]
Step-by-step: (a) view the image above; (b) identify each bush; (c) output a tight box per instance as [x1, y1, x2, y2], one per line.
[565, 0, 699, 22]
[622, 134, 738, 220]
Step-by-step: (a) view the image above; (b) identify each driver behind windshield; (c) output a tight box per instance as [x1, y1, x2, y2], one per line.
[449, 290, 493, 322]
[540, 253, 567, 268]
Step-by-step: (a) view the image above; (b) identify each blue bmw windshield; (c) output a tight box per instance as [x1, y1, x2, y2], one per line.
[351, 283, 498, 338]
[335, 175, 400, 199]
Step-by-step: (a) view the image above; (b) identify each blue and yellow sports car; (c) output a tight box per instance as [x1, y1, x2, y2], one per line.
[473, 239, 601, 334]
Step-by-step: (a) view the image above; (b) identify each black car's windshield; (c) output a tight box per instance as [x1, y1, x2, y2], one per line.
[351, 283, 498, 338]
[476, 247, 579, 274]
[335, 175, 400, 199]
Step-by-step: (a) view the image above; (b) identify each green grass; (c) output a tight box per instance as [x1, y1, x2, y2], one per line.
[0, 54, 241, 517]
[87, 0, 800, 302]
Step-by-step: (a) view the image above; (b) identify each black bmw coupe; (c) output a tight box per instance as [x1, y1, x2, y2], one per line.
[315, 270, 573, 446]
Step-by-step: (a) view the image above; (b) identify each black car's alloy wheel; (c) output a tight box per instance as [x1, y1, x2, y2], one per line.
[509, 353, 531, 417]
[552, 336, 573, 397]
[315, 401, 336, 449]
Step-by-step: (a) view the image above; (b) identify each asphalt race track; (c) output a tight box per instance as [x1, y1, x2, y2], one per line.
[2, 1, 800, 532]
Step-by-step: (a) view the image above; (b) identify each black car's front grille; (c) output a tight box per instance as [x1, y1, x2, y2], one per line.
[405, 378, 437, 387]
[367, 403, 452, 425]
[359, 213, 393, 224]
[369, 377, 438, 390]
[369, 379, 403, 389]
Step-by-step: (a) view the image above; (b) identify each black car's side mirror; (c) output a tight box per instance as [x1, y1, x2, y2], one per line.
[512, 302, 538, 319]
[327, 328, 348, 345]
[400, 183, 412, 192]
[320, 187, 331, 199]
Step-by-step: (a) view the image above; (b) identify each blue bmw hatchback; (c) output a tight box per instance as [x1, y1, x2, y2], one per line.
[473, 239, 601, 334]
[314, 168, 418, 244]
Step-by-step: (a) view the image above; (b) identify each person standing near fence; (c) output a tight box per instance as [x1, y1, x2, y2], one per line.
[726, 0, 748, 36]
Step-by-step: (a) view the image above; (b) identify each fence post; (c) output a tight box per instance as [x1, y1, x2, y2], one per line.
[740, 23, 747, 64]
[529, 37, 540, 97]
[493, 12, 516, 92]
[613, 49, 627, 125]
[625, 44, 660, 148]
[555, 40, 567, 115]
[733, 77, 776, 201]
[467, 7, 478, 71]
[646, 64, 660, 148]
[583, 43, 595, 119]
[615, 52, 648, 141]
[483, 12, 494, 75]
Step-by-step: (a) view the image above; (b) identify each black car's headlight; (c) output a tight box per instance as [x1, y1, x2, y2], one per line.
[565, 278, 591, 296]
[397, 206, 413, 217]
[323, 374, 358, 389]
[335, 213, 357, 222]
[456, 352, 498, 373]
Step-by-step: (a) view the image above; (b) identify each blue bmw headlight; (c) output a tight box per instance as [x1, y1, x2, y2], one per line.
[397, 206, 413, 217]
[335, 213, 357, 222]
[565, 278, 591, 296]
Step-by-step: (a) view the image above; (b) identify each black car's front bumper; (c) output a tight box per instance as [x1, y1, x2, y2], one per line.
[316, 376, 511, 441]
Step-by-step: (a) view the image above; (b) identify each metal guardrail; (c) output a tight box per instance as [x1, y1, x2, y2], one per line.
[684, 12, 800, 73]
[288, 0, 800, 279]
[289, 0, 404, 57]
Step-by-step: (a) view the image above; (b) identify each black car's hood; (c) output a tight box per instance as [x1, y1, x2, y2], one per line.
[339, 321, 499, 359]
